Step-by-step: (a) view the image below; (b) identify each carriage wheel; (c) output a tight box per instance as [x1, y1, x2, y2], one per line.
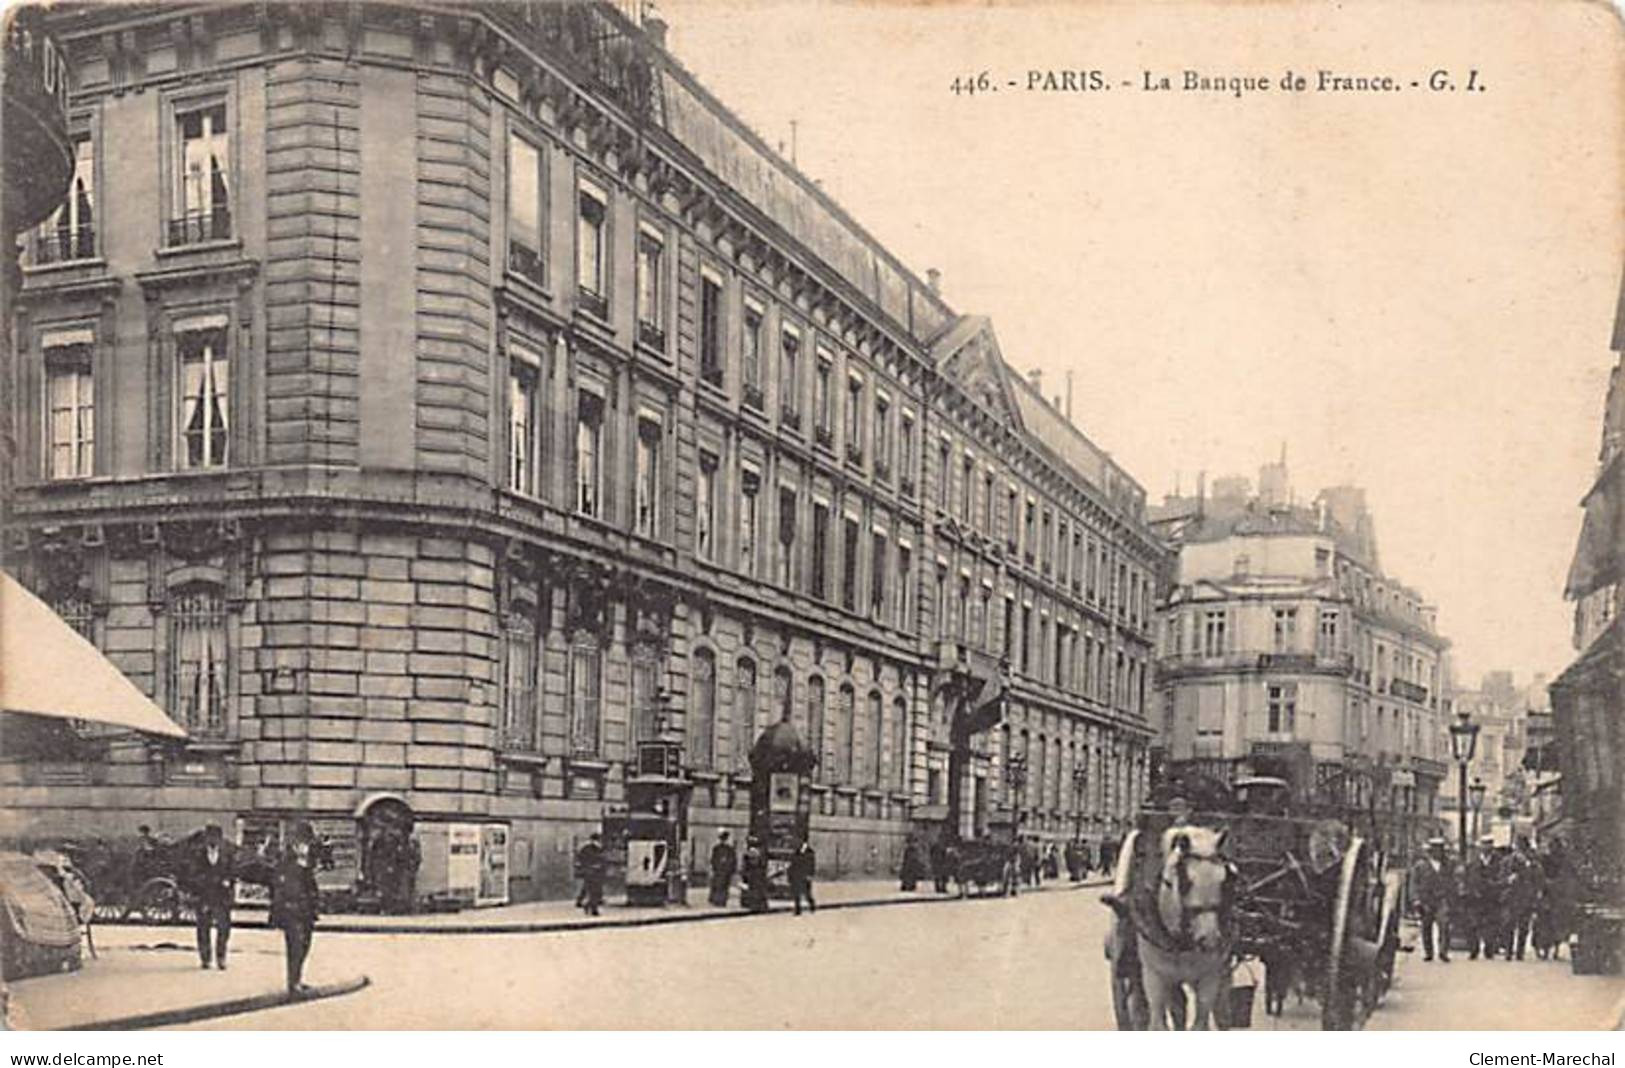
[132, 877, 187, 925]
[1372, 870, 1405, 1004]
[1106, 830, 1147, 1030]
[1322, 837, 1381, 1030]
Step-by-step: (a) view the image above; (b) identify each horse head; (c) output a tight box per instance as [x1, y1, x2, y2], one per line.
[1157, 825, 1234, 954]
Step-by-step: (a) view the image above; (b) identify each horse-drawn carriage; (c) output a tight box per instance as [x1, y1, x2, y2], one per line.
[1102, 777, 1404, 1030]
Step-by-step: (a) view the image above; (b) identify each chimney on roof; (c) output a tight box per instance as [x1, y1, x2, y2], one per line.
[1028, 368, 1043, 393]
[926, 268, 941, 295]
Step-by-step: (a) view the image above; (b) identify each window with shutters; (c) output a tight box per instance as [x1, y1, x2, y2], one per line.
[691, 648, 716, 768]
[569, 644, 602, 756]
[501, 610, 538, 751]
[169, 585, 230, 737]
[44, 338, 94, 480]
[814, 351, 833, 443]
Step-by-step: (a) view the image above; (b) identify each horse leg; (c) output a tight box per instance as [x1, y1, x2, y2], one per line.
[1192, 970, 1225, 1030]
[1140, 960, 1171, 1031]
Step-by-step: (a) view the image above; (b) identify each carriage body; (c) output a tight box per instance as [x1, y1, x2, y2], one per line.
[1104, 778, 1403, 1030]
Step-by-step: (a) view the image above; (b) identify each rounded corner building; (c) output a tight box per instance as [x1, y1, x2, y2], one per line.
[1, 1, 1164, 907]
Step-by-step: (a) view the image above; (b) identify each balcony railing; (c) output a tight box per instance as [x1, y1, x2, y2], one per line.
[743, 383, 764, 411]
[508, 241, 544, 286]
[701, 363, 724, 390]
[780, 405, 801, 431]
[167, 207, 233, 247]
[578, 288, 609, 321]
[874, 460, 892, 483]
[900, 475, 916, 498]
[637, 319, 666, 351]
[32, 224, 95, 264]
[814, 425, 834, 450]
[846, 442, 864, 466]
[1390, 678, 1429, 704]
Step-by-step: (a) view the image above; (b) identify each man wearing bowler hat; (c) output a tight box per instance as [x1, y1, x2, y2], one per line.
[188, 823, 236, 970]
[270, 821, 321, 995]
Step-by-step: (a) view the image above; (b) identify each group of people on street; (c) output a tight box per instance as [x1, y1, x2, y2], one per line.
[159, 820, 324, 995]
[1407, 834, 1578, 963]
[699, 831, 817, 915]
[902, 834, 1107, 895]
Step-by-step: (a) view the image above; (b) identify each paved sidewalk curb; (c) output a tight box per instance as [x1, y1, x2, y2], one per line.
[62, 975, 371, 1032]
[107, 878, 1112, 938]
[311, 876, 1111, 935]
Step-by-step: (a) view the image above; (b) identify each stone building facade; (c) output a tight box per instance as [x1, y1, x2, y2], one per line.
[1, 1, 1161, 902]
[1151, 465, 1451, 858]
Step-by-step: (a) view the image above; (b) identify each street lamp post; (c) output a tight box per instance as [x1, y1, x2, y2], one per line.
[1469, 776, 1488, 843]
[1447, 707, 1480, 857]
[1071, 763, 1088, 841]
[1007, 755, 1028, 827]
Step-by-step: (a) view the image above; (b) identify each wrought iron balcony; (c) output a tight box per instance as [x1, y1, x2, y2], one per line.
[743, 383, 764, 411]
[900, 475, 916, 498]
[508, 241, 544, 286]
[578, 288, 609, 321]
[637, 318, 666, 351]
[31, 224, 95, 265]
[780, 405, 801, 431]
[166, 207, 233, 247]
[815, 425, 834, 450]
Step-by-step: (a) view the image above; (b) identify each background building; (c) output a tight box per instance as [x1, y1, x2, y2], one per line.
[0, 1, 1162, 903]
[1549, 265, 1623, 888]
[1151, 460, 1452, 858]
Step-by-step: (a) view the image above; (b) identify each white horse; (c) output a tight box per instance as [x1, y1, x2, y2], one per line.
[1137, 825, 1235, 1030]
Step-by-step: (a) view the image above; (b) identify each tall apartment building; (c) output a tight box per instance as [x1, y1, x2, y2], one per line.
[0, 2, 1163, 902]
[1150, 463, 1451, 856]
[1550, 266, 1623, 881]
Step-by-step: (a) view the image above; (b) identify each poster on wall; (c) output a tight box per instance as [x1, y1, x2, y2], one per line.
[310, 816, 361, 894]
[446, 823, 481, 904]
[478, 823, 509, 906]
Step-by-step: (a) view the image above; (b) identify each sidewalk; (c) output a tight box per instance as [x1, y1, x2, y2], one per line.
[12, 875, 1107, 1030]
[234, 873, 1111, 935]
[7, 941, 367, 1032]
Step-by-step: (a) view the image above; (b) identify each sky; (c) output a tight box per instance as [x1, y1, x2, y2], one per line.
[655, 0, 1623, 690]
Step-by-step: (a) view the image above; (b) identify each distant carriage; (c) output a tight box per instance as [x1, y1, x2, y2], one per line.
[1102, 776, 1404, 1030]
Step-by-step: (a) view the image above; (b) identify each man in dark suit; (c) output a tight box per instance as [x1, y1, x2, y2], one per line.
[270, 821, 321, 996]
[1408, 838, 1455, 962]
[789, 837, 817, 916]
[575, 832, 606, 916]
[1461, 838, 1501, 960]
[707, 831, 737, 907]
[189, 823, 236, 970]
